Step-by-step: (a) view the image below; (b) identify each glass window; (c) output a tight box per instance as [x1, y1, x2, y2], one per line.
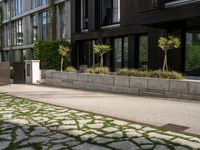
[4, 24, 11, 47]
[123, 37, 128, 68]
[185, 31, 200, 75]
[59, 4, 65, 39]
[32, 0, 37, 9]
[13, 19, 23, 46]
[81, 0, 88, 30]
[5, 1, 11, 20]
[80, 41, 93, 67]
[13, 0, 23, 16]
[138, 35, 148, 70]
[101, 0, 120, 26]
[114, 38, 122, 69]
[39, 11, 49, 40]
[41, 0, 48, 6]
[31, 15, 37, 42]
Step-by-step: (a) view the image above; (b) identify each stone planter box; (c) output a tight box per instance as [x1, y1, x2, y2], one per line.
[44, 71, 200, 101]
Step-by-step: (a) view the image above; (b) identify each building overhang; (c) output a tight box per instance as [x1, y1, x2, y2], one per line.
[139, 0, 200, 28]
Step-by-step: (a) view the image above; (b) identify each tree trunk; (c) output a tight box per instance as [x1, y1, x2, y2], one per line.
[162, 50, 168, 71]
[100, 54, 103, 68]
[61, 57, 64, 72]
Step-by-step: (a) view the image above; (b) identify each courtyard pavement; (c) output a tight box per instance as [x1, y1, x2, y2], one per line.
[0, 84, 200, 137]
[0, 93, 200, 150]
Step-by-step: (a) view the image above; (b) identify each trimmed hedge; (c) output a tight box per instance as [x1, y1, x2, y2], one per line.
[34, 40, 71, 70]
[117, 69, 183, 80]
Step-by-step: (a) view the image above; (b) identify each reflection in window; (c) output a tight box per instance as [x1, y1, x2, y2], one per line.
[80, 41, 93, 67]
[13, 0, 23, 16]
[101, 0, 120, 26]
[114, 38, 122, 69]
[185, 32, 200, 75]
[31, 15, 37, 42]
[81, 0, 88, 29]
[32, 0, 37, 9]
[123, 37, 128, 68]
[59, 4, 65, 39]
[41, 0, 48, 6]
[138, 35, 148, 70]
[113, 37, 128, 70]
[13, 19, 23, 46]
[39, 11, 49, 40]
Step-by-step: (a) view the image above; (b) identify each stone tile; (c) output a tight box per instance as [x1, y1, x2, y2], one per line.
[114, 76, 130, 87]
[148, 78, 169, 91]
[73, 143, 110, 150]
[108, 141, 139, 150]
[93, 137, 113, 144]
[154, 145, 171, 150]
[173, 138, 200, 149]
[189, 82, 200, 95]
[0, 141, 10, 150]
[148, 132, 173, 140]
[170, 80, 189, 93]
[78, 73, 88, 82]
[133, 137, 152, 145]
[130, 77, 148, 89]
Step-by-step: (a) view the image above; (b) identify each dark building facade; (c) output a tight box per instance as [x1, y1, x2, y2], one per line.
[71, 0, 200, 76]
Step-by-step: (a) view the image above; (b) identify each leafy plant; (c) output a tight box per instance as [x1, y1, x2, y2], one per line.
[117, 69, 183, 80]
[66, 66, 77, 73]
[33, 40, 71, 70]
[84, 67, 109, 74]
[158, 36, 181, 71]
[58, 45, 71, 72]
[93, 43, 111, 68]
[10, 67, 14, 79]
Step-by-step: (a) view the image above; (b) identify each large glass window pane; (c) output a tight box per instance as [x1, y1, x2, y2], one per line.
[138, 35, 148, 70]
[114, 38, 122, 69]
[41, 0, 48, 6]
[101, 0, 120, 26]
[39, 11, 49, 40]
[80, 41, 93, 67]
[32, 0, 37, 9]
[185, 32, 200, 75]
[123, 37, 128, 68]
[59, 4, 65, 38]
[31, 15, 37, 42]
[81, 0, 88, 29]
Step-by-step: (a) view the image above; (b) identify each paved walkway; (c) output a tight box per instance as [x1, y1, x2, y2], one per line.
[0, 84, 200, 136]
[1, 93, 200, 150]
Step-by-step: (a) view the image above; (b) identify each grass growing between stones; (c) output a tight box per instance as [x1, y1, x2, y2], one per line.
[0, 93, 200, 150]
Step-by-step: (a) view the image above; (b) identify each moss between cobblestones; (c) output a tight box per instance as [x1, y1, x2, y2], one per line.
[0, 93, 200, 150]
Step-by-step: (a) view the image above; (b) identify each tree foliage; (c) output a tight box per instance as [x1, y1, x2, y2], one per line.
[58, 45, 71, 71]
[158, 36, 181, 71]
[93, 43, 111, 68]
[33, 40, 71, 70]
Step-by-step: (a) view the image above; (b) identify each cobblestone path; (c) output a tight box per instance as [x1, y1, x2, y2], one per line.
[0, 93, 200, 150]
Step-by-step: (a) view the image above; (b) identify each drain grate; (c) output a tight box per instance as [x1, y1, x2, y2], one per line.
[161, 124, 189, 132]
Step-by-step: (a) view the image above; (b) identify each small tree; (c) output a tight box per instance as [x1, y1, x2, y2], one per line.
[158, 36, 181, 71]
[93, 43, 111, 68]
[58, 45, 70, 72]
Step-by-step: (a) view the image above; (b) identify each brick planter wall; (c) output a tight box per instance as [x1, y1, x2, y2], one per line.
[44, 70, 200, 101]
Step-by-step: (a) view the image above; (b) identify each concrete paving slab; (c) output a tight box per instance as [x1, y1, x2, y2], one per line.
[0, 84, 200, 135]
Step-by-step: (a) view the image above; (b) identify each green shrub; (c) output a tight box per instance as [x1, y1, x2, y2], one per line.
[84, 67, 109, 74]
[85, 68, 95, 74]
[117, 69, 183, 80]
[94, 67, 109, 74]
[34, 40, 71, 70]
[66, 67, 77, 73]
[10, 67, 14, 79]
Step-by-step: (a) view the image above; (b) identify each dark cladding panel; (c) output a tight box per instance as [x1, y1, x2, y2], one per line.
[121, 0, 140, 26]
